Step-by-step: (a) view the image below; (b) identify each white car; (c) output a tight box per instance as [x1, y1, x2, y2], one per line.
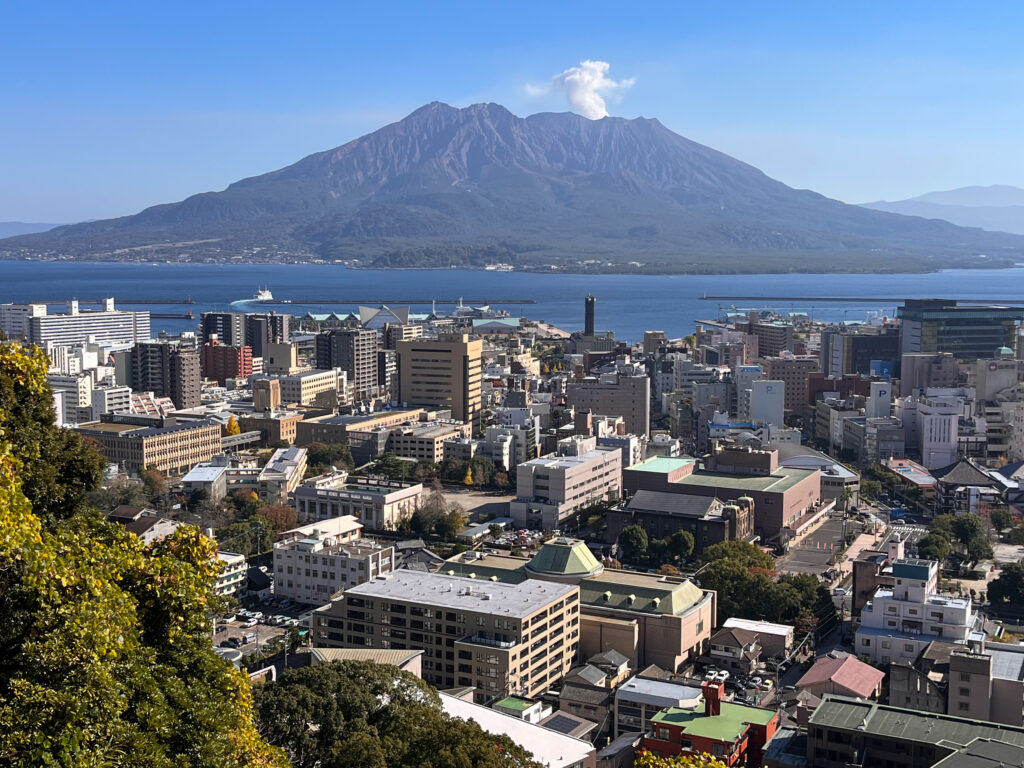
[704, 669, 718, 681]
[241, 618, 258, 628]
[715, 670, 730, 682]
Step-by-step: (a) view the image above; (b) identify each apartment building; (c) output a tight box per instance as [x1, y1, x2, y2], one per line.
[292, 471, 426, 531]
[396, 333, 483, 430]
[313, 570, 580, 702]
[315, 328, 378, 400]
[262, 368, 342, 407]
[566, 372, 651, 437]
[200, 341, 253, 385]
[856, 558, 976, 665]
[890, 639, 1024, 726]
[129, 340, 201, 409]
[273, 516, 394, 605]
[76, 419, 222, 475]
[214, 552, 247, 598]
[511, 440, 623, 529]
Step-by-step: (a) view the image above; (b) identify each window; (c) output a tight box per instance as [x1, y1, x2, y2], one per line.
[959, 687, 970, 697]
[905, 644, 914, 652]
[960, 673, 971, 682]
[861, 639, 871, 647]
[958, 702, 970, 712]
[658, 728, 670, 740]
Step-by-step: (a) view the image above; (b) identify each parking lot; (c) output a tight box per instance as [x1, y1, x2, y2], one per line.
[213, 603, 312, 655]
[777, 517, 849, 575]
[441, 487, 516, 523]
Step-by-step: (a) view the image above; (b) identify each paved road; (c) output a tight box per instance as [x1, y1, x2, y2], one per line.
[778, 518, 849, 575]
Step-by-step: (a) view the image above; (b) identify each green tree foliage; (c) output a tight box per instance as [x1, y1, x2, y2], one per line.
[930, 514, 956, 540]
[304, 442, 354, 475]
[917, 533, 952, 563]
[0, 343, 285, 766]
[254, 660, 542, 768]
[619, 524, 650, 562]
[860, 479, 882, 500]
[667, 529, 695, 561]
[967, 534, 994, 562]
[435, 507, 468, 540]
[990, 507, 1013, 533]
[952, 515, 984, 548]
[0, 346, 105, 524]
[702, 539, 775, 569]
[369, 452, 412, 481]
[990, 562, 1024, 609]
[1009, 525, 1024, 546]
[217, 515, 273, 556]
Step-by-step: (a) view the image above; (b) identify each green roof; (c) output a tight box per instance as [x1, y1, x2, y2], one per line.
[525, 539, 603, 578]
[674, 468, 816, 493]
[580, 571, 706, 615]
[630, 457, 696, 474]
[494, 696, 533, 712]
[652, 701, 776, 742]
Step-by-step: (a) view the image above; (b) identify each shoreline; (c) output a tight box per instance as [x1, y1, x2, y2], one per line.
[2, 256, 1019, 278]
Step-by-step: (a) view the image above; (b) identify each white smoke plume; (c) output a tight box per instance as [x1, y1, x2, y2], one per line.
[548, 60, 635, 119]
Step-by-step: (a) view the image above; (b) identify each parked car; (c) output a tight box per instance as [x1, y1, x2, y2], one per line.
[241, 618, 258, 628]
[243, 632, 257, 644]
[715, 670, 730, 682]
[761, 680, 775, 692]
[215, 625, 228, 634]
[251, 611, 264, 620]
[704, 669, 719, 681]
[222, 614, 236, 623]
[749, 677, 763, 689]
[227, 637, 242, 648]
[833, 587, 848, 596]
[218, 640, 233, 648]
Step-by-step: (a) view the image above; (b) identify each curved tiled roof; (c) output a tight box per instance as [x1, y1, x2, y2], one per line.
[525, 538, 604, 578]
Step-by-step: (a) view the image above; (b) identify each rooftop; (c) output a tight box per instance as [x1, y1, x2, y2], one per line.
[629, 456, 696, 474]
[581, 571, 707, 616]
[809, 695, 1024, 750]
[525, 538, 604, 579]
[674, 468, 817, 493]
[651, 701, 777, 742]
[615, 676, 703, 709]
[344, 570, 577, 618]
[310, 648, 423, 667]
[723, 618, 795, 637]
[625, 491, 721, 518]
[440, 693, 593, 768]
[494, 696, 535, 712]
[796, 655, 885, 698]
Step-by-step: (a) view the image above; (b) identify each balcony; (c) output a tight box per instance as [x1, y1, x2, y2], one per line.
[459, 633, 516, 650]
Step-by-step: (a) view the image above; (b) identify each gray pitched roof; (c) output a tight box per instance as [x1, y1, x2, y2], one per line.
[626, 490, 720, 517]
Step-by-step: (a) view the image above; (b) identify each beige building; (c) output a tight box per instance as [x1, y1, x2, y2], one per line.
[277, 369, 343, 407]
[566, 373, 651, 438]
[397, 334, 483, 431]
[238, 410, 304, 446]
[387, 420, 472, 462]
[292, 471, 426, 531]
[440, 539, 716, 673]
[75, 419, 222, 475]
[313, 570, 580, 703]
[273, 516, 394, 605]
[758, 355, 820, 413]
[511, 440, 622, 529]
[295, 409, 426, 445]
[214, 551, 247, 598]
[252, 378, 281, 412]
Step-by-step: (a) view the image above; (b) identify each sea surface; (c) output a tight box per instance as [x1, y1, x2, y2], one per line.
[3, 261, 1024, 343]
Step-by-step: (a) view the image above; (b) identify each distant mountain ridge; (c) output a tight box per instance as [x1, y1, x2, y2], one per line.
[0, 222, 61, 238]
[5, 102, 1024, 273]
[861, 185, 1024, 236]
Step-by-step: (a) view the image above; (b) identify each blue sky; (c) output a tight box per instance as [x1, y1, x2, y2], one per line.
[4, 1, 1024, 222]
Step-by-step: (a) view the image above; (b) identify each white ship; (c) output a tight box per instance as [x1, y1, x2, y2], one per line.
[253, 287, 275, 302]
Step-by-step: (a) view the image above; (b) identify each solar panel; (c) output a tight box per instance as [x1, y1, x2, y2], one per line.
[544, 715, 582, 734]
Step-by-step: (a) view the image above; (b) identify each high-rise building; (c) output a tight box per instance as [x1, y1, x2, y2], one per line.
[129, 341, 201, 409]
[566, 372, 651, 437]
[820, 326, 900, 377]
[1, 299, 150, 346]
[584, 295, 596, 336]
[759, 356, 820, 412]
[898, 299, 1024, 361]
[396, 333, 483, 430]
[383, 323, 422, 350]
[200, 311, 290, 358]
[316, 329, 378, 400]
[200, 341, 253, 385]
[200, 312, 246, 347]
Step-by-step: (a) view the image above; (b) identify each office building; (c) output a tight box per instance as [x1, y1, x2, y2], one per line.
[383, 322, 422, 350]
[511, 438, 622, 529]
[200, 341, 253, 385]
[899, 299, 1024, 360]
[292, 471, 426, 531]
[749, 380, 785, 427]
[273, 516, 394, 605]
[387, 420, 472, 462]
[129, 341, 201, 409]
[607, 493, 755, 557]
[316, 329, 378, 400]
[396, 334, 483, 430]
[567, 372, 651, 438]
[252, 378, 281, 412]
[820, 325, 900, 377]
[758, 356, 819, 413]
[75, 419, 222, 475]
[900, 353, 960, 396]
[238, 410, 304, 446]
[313, 570, 580, 702]
[1, 299, 150, 346]
[856, 558, 977, 665]
[200, 312, 246, 347]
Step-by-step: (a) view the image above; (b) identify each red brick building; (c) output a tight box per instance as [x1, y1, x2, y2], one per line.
[201, 341, 253, 385]
[642, 682, 779, 767]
